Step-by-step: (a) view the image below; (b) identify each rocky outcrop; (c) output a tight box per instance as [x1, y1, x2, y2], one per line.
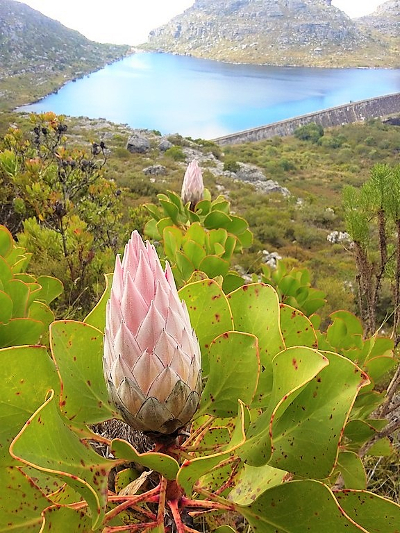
[357, 1, 400, 39]
[143, 0, 398, 67]
[126, 134, 151, 153]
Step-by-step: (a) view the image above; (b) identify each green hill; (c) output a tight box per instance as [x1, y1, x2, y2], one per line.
[0, 0, 131, 109]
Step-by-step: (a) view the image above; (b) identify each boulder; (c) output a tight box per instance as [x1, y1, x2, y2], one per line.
[143, 165, 167, 176]
[126, 134, 150, 153]
[159, 139, 174, 151]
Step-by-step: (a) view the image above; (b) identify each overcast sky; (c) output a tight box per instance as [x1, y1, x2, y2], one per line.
[18, 0, 385, 46]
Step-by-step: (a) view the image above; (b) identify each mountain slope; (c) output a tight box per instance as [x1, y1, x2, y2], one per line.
[357, 1, 400, 39]
[0, 0, 130, 109]
[143, 0, 398, 67]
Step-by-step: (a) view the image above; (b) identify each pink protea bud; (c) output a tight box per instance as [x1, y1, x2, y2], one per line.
[181, 160, 204, 209]
[103, 231, 202, 435]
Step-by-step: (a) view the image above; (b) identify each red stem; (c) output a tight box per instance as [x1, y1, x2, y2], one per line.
[103, 522, 158, 532]
[105, 485, 160, 522]
[181, 496, 235, 512]
[168, 499, 186, 533]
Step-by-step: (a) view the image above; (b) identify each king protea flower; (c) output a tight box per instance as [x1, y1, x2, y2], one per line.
[181, 160, 204, 209]
[103, 231, 202, 435]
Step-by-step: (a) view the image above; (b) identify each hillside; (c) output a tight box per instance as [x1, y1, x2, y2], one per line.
[143, 0, 399, 68]
[357, 1, 400, 39]
[0, 0, 131, 110]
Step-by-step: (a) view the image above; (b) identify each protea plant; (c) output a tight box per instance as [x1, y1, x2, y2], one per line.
[181, 159, 204, 209]
[103, 231, 202, 436]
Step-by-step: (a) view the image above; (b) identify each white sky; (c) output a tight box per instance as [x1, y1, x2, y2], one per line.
[18, 0, 386, 46]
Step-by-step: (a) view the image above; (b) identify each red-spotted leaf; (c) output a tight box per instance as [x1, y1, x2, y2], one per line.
[269, 352, 369, 478]
[0, 345, 58, 467]
[111, 439, 179, 480]
[0, 467, 52, 532]
[238, 480, 364, 532]
[336, 451, 367, 489]
[179, 279, 233, 375]
[50, 320, 117, 425]
[40, 505, 93, 532]
[198, 331, 259, 418]
[335, 490, 400, 533]
[10, 391, 114, 530]
[228, 284, 285, 407]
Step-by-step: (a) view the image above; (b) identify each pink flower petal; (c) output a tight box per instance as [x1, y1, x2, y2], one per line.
[147, 366, 180, 403]
[132, 351, 165, 395]
[136, 301, 165, 352]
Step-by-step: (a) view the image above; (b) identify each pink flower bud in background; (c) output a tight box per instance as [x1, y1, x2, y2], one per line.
[181, 160, 204, 209]
[103, 231, 202, 435]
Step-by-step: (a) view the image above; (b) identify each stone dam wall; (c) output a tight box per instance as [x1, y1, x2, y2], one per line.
[212, 92, 400, 146]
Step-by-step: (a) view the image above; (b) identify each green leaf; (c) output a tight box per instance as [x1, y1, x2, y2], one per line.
[178, 402, 248, 497]
[198, 332, 259, 418]
[225, 216, 249, 236]
[111, 439, 179, 480]
[0, 291, 12, 323]
[336, 451, 366, 489]
[36, 276, 63, 305]
[159, 198, 179, 224]
[84, 273, 112, 331]
[50, 320, 116, 425]
[204, 211, 232, 230]
[222, 272, 245, 293]
[163, 226, 182, 262]
[228, 284, 285, 406]
[0, 345, 58, 466]
[174, 252, 194, 285]
[199, 255, 230, 279]
[365, 356, 396, 384]
[269, 352, 369, 478]
[10, 391, 114, 530]
[40, 506, 93, 533]
[239, 347, 328, 467]
[0, 318, 44, 348]
[5, 279, 29, 317]
[344, 419, 376, 446]
[186, 222, 206, 246]
[238, 480, 363, 532]
[280, 304, 317, 348]
[179, 280, 233, 375]
[0, 467, 51, 532]
[0, 226, 13, 258]
[0, 257, 12, 285]
[335, 490, 400, 533]
[183, 240, 206, 269]
[228, 463, 289, 505]
[236, 228, 253, 248]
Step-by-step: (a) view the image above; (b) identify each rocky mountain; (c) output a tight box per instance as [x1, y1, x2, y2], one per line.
[357, 1, 400, 39]
[0, 0, 130, 109]
[143, 0, 398, 68]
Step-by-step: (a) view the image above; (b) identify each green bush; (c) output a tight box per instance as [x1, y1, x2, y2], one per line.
[294, 122, 324, 143]
[165, 145, 186, 161]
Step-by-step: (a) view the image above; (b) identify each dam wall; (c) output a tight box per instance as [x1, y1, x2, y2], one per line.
[212, 92, 400, 146]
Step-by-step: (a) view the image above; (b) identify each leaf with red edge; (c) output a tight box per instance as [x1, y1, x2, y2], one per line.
[10, 391, 114, 530]
[50, 320, 117, 425]
[0, 345, 58, 467]
[0, 466, 52, 532]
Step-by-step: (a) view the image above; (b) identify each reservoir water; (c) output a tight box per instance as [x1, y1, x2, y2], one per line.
[19, 52, 400, 139]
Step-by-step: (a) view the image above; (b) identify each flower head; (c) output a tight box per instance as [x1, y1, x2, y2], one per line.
[181, 160, 204, 208]
[103, 231, 202, 435]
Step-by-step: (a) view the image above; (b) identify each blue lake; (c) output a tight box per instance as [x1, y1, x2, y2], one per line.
[19, 52, 400, 139]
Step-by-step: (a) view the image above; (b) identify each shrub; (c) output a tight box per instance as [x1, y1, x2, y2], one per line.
[294, 122, 324, 143]
[165, 145, 186, 161]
